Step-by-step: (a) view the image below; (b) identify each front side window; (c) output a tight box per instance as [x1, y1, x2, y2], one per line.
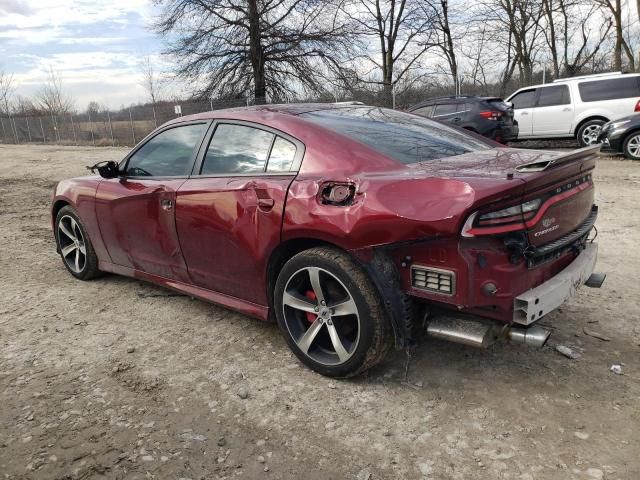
[125, 123, 207, 177]
[578, 76, 640, 102]
[302, 107, 489, 164]
[201, 124, 274, 174]
[537, 85, 570, 107]
[413, 105, 435, 117]
[510, 90, 537, 109]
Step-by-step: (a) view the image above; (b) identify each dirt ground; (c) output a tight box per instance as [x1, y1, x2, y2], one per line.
[0, 144, 638, 480]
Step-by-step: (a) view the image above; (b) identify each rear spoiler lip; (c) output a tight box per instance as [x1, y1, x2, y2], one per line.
[515, 145, 600, 172]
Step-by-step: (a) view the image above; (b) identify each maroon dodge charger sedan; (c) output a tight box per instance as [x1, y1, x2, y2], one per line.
[52, 104, 604, 377]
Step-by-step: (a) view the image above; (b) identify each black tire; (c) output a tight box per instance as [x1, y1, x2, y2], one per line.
[622, 131, 640, 160]
[55, 205, 101, 280]
[576, 119, 606, 147]
[274, 247, 393, 378]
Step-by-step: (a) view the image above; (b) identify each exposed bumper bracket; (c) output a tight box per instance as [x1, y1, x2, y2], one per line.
[514, 243, 599, 325]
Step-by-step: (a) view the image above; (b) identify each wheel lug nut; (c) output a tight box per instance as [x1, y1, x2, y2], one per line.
[321, 300, 326, 306]
[319, 318, 323, 324]
[314, 307, 319, 312]
[327, 319, 333, 325]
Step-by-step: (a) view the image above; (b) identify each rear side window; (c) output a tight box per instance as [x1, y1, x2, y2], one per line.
[267, 137, 296, 172]
[537, 85, 570, 107]
[510, 90, 536, 109]
[302, 107, 490, 164]
[125, 123, 207, 177]
[578, 76, 640, 102]
[202, 124, 273, 174]
[200, 123, 298, 175]
[433, 103, 457, 116]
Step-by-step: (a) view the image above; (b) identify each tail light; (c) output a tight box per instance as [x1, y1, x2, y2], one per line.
[635, 100, 640, 112]
[462, 198, 542, 237]
[479, 110, 503, 121]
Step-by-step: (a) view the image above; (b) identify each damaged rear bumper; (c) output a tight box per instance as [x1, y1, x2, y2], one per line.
[513, 242, 602, 325]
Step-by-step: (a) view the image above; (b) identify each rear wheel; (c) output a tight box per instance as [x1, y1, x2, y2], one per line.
[577, 119, 606, 147]
[55, 206, 101, 280]
[274, 247, 392, 378]
[623, 132, 640, 160]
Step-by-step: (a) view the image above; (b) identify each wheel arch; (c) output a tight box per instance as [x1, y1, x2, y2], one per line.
[52, 199, 71, 225]
[574, 116, 609, 137]
[266, 238, 412, 348]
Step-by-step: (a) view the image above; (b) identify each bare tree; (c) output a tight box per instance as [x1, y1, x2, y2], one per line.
[423, 0, 461, 89]
[344, 0, 435, 104]
[596, 0, 635, 71]
[35, 68, 74, 115]
[154, 0, 356, 103]
[0, 70, 15, 115]
[542, 0, 613, 78]
[139, 56, 163, 104]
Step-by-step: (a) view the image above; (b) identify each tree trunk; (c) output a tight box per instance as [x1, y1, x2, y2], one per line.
[613, 0, 623, 70]
[248, 0, 266, 104]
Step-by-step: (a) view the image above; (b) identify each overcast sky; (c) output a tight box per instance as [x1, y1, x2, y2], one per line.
[0, 0, 164, 109]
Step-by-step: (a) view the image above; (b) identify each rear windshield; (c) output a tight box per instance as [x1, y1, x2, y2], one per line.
[578, 76, 640, 102]
[486, 98, 512, 111]
[301, 107, 490, 164]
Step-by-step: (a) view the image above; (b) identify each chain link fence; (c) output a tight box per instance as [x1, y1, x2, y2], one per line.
[0, 87, 455, 147]
[0, 97, 253, 147]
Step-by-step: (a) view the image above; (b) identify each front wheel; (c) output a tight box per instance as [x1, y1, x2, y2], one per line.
[55, 205, 101, 280]
[577, 119, 606, 147]
[623, 132, 640, 160]
[274, 247, 392, 378]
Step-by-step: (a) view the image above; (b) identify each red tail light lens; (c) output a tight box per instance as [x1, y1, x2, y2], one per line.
[479, 110, 503, 121]
[635, 100, 640, 112]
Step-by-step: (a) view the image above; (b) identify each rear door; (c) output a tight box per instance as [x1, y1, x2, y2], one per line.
[176, 121, 303, 305]
[432, 103, 460, 124]
[577, 75, 640, 119]
[95, 122, 208, 281]
[531, 84, 573, 135]
[509, 89, 537, 137]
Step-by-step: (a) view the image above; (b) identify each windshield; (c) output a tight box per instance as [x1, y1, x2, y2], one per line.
[301, 106, 490, 164]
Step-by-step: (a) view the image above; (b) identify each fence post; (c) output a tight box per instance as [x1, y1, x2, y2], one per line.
[70, 114, 77, 144]
[10, 116, 19, 143]
[152, 105, 157, 129]
[106, 111, 115, 146]
[88, 112, 95, 145]
[0, 117, 6, 142]
[129, 108, 136, 145]
[25, 117, 32, 142]
[40, 117, 46, 143]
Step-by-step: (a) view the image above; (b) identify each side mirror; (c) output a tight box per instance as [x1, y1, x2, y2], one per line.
[87, 161, 119, 179]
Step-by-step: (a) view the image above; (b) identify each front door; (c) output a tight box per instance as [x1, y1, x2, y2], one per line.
[95, 122, 209, 281]
[509, 88, 537, 137]
[176, 122, 302, 305]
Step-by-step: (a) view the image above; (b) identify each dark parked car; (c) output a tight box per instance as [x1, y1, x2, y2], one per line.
[409, 95, 519, 143]
[597, 113, 640, 160]
[52, 104, 604, 378]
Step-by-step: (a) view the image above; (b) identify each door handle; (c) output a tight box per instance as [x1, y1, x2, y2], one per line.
[452, 117, 462, 122]
[562, 107, 571, 112]
[257, 198, 275, 210]
[520, 111, 529, 115]
[160, 198, 174, 211]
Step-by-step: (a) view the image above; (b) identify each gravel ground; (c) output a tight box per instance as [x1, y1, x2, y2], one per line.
[0, 144, 639, 480]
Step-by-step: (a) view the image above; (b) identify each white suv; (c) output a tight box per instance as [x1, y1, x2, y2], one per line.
[506, 72, 640, 146]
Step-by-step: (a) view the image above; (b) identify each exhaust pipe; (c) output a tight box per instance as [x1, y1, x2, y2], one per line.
[425, 314, 551, 349]
[507, 325, 551, 348]
[426, 315, 502, 348]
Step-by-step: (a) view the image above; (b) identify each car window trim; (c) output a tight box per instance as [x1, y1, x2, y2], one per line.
[191, 119, 306, 178]
[119, 120, 212, 180]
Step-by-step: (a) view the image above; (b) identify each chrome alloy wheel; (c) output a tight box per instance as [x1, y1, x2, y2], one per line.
[626, 133, 640, 158]
[581, 124, 602, 145]
[57, 215, 87, 273]
[282, 267, 360, 366]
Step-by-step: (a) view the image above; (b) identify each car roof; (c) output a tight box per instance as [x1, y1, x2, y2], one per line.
[409, 96, 502, 111]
